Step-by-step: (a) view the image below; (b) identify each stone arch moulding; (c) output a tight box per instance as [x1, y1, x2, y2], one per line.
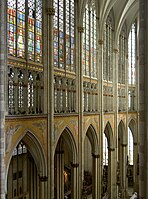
[118, 120, 127, 145]
[104, 122, 114, 150]
[128, 119, 138, 144]
[5, 130, 47, 193]
[85, 124, 99, 156]
[55, 126, 78, 164]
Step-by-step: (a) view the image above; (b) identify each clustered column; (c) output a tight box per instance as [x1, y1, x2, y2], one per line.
[0, 0, 6, 198]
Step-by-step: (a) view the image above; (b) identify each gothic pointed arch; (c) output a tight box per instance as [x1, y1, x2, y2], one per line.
[6, 130, 47, 177]
[86, 124, 99, 155]
[6, 130, 47, 199]
[118, 120, 127, 144]
[104, 122, 114, 150]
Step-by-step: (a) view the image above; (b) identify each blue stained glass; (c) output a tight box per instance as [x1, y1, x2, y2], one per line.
[59, 32, 63, 37]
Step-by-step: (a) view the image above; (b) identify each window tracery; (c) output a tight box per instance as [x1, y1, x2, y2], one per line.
[53, 0, 75, 71]
[83, 2, 97, 77]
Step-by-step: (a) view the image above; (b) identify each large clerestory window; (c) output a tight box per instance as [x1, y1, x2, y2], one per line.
[7, 0, 42, 62]
[53, 0, 75, 72]
[82, 2, 97, 78]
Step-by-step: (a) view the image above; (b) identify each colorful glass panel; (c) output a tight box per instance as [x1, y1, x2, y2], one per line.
[17, 0, 25, 58]
[7, 0, 16, 56]
[83, 4, 96, 77]
[36, 0, 42, 62]
[53, 0, 75, 71]
[7, 0, 42, 62]
[28, 0, 35, 61]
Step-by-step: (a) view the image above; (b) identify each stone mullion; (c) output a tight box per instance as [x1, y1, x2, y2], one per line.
[36, 75, 41, 114]
[32, 72, 37, 114]
[23, 70, 29, 114]
[14, 68, 19, 114]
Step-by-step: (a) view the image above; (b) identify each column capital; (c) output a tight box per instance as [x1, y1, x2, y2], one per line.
[39, 176, 48, 182]
[108, 147, 115, 151]
[46, 8, 55, 15]
[98, 39, 103, 45]
[78, 27, 84, 33]
[92, 153, 100, 158]
[113, 48, 119, 53]
[121, 143, 127, 147]
[55, 150, 64, 154]
[71, 162, 79, 168]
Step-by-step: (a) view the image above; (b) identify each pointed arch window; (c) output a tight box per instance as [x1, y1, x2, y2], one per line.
[103, 133, 108, 165]
[128, 127, 133, 165]
[53, 0, 75, 72]
[103, 14, 114, 81]
[118, 26, 126, 84]
[7, 0, 42, 62]
[83, 2, 97, 77]
[128, 22, 137, 85]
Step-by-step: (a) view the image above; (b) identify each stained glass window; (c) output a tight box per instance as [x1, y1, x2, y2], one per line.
[53, 0, 75, 71]
[128, 22, 137, 84]
[103, 15, 113, 81]
[7, 0, 42, 62]
[83, 2, 97, 78]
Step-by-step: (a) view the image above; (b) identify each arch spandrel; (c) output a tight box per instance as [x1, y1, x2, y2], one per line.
[5, 117, 48, 164]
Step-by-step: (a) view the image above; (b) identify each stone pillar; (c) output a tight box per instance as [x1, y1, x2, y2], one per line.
[39, 176, 48, 199]
[92, 153, 100, 199]
[71, 163, 79, 199]
[139, 0, 148, 198]
[121, 144, 128, 199]
[77, 26, 84, 199]
[109, 148, 117, 199]
[98, 39, 104, 199]
[133, 142, 139, 192]
[0, 0, 6, 198]
[46, 7, 55, 199]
